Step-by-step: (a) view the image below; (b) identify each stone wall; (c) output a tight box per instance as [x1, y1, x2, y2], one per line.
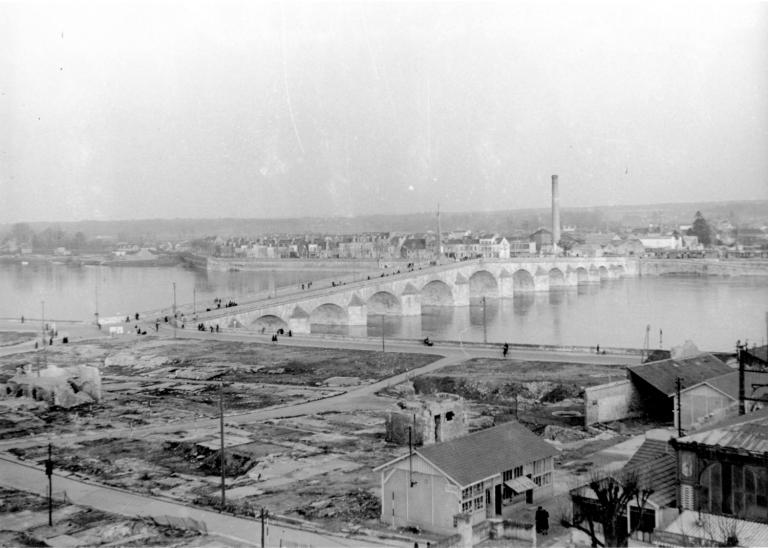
[584, 379, 641, 426]
[385, 393, 468, 445]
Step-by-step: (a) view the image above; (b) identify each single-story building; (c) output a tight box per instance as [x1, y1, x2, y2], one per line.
[674, 370, 765, 433]
[571, 430, 679, 544]
[374, 421, 557, 534]
[627, 352, 732, 422]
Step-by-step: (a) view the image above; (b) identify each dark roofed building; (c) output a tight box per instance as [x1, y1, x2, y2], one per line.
[374, 421, 557, 534]
[571, 432, 680, 544]
[627, 353, 731, 422]
[672, 408, 768, 525]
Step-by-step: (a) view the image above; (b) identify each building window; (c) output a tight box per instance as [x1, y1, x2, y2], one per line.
[474, 496, 484, 510]
[514, 466, 523, 478]
[533, 476, 542, 487]
[462, 487, 471, 499]
[473, 483, 483, 495]
[680, 485, 694, 510]
[541, 472, 552, 486]
[462, 501, 472, 513]
[700, 462, 768, 521]
[533, 459, 543, 475]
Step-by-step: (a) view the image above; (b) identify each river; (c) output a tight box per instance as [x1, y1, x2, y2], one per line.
[1, 262, 766, 352]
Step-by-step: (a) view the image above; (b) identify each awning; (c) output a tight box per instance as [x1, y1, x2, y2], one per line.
[504, 477, 537, 494]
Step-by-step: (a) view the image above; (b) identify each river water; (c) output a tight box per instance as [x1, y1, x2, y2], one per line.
[1, 262, 766, 352]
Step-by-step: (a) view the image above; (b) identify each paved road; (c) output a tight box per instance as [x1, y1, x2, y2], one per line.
[0, 454, 400, 547]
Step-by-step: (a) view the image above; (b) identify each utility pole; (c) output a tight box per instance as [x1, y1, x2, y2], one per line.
[738, 342, 746, 416]
[219, 381, 226, 511]
[260, 507, 267, 547]
[381, 315, 385, 353]
[172, 282, 177, 339]
[41, 300, 47, 373]
[46, 442, 53, 526]
[676, 377, 683, 437]
[482, 296, 487, 344]
[659, 328, 663, 349]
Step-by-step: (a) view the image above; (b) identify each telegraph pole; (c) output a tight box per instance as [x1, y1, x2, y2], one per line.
[482, 296, 487, 344]
[260, 507, 267, 547]
[738, 342, 746, 415]
[41, 300, 47, 372]
[381, 315, 385, 353]
[219, 381, 226, 511]
[46, 442, 53, 526]
[172, 282, 177, 339]
[676, 377, 683, 437]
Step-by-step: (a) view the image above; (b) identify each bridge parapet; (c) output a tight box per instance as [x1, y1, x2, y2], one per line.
[191, 256, 638, 332]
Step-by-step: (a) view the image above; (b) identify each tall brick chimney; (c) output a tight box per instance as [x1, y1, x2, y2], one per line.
[551, 174, 561, 254]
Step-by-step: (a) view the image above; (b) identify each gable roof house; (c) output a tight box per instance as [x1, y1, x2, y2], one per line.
[627, 353, 732, 423]
[571, 431, 679, 545]
[374, 421, 557, 534]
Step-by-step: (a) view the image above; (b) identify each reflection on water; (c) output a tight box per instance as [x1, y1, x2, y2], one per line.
[1, 263, 767, 351]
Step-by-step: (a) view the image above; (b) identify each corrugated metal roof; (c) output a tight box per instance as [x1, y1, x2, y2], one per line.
[663, 510, 768, 547]
[505, 476, 537, 494]
[417, 421, 558, 487]
[627, 353, 731, 397]
[623, 439, 677, 507]
[676, 408, 768, 455]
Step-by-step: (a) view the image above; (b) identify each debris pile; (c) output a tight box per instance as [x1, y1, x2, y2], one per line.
[2, 363, 101, 409]
[295, 489, 380, 522]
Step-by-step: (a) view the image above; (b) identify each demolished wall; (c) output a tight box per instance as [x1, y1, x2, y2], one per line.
[386, 393, 468, 446]
[4, 363, 102, 409]
[584, 379, 641, 426]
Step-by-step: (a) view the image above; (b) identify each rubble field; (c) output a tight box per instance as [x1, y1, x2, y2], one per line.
[9, 409, 401, 532]
[0, 336, 438, 438]
[0, 486, 208, 547]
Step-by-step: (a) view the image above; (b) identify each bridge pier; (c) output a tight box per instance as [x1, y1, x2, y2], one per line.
[498, 271, 515, 298]
[347, 295, 368, 326]
[288, 306, 311, 334]
[400, 291, 422, 316]
[533, 267, 550, 291]
[453, 274, 470, 306]
[564, 267, 579, 286]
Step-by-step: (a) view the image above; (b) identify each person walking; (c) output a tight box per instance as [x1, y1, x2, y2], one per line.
[503, 342, 509, 357]
[535, 506, 549, 535]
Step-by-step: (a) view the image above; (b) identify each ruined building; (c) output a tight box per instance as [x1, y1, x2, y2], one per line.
[385, 393, 467, 446]
[3, 363, 102, 409]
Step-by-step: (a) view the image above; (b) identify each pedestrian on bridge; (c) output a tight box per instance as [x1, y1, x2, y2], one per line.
[503, 343, 509, 357]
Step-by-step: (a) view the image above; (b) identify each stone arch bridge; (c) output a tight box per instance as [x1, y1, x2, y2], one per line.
[195, 257, 638, 334]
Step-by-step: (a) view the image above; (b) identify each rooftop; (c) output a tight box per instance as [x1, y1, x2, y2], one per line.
[416, 421, 558, 487]
[623, 437, 677, 507]
[627, 353, 731, 397]
[675, 407, 768, 456]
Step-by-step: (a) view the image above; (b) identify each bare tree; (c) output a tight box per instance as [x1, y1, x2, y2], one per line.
[562, 469, 654, 547]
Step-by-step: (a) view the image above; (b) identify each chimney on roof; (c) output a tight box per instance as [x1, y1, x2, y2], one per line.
[551, 175, 561, 255]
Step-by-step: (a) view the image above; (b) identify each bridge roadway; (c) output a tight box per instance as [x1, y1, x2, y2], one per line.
[182, 256, 637, 334]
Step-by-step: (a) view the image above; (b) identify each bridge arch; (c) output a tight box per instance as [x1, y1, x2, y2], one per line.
[310, 303, 348, 325]
[421, 280, 453, 306]
[367, 291, 401, 315]
[513, 269, 535, 292]
[252, 314, 288, 331]
[469, 270, 498, 299]
[548, 268, 566, 288]
[610, 265, 625, 277]
[575, 267, 589, 284]
[598, 266, 608, 280]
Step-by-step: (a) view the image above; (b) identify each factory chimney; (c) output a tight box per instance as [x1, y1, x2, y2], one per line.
[551, 174, 561, 255]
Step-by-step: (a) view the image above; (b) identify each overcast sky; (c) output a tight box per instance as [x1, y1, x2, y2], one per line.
[1, 0, 766, 223]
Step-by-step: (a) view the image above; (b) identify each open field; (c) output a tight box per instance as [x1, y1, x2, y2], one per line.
[0, 486, 209, 547]
[0, 331, 35, 347]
